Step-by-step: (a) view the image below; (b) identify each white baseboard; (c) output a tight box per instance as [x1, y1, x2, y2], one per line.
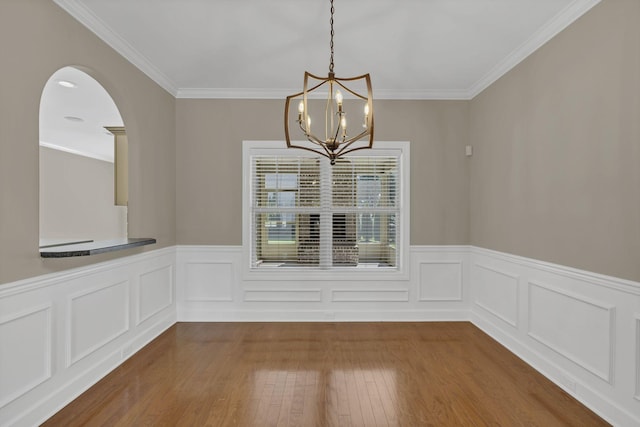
[178, 308, 470, 322]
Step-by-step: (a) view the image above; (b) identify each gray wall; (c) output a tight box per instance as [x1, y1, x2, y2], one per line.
[39, 147, 127, 241]
[3, 0, 638, 285]
[469, 0, 640, 281]
[175, 99, 470, 246]
[0, 0, 176, 284]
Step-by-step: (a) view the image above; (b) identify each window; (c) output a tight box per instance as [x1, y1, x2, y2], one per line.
[244, 141, 409, 275]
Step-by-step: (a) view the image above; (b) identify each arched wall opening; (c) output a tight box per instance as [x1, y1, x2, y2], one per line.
[39, 66, 128, 247]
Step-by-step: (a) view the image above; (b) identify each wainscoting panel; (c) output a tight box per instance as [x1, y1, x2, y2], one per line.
[417, 261, 463, 301]
[473, 263, 519, 328]
[68, 280, 130, 366]
[528, 281, 614, 383]
[0, 305, 51, 409]
[138, 265, 174, 325]
[636, 315, 640, 401]
[177, 246, 470, 321]
[331, 289, 409, 302]
[0, 247, 176, 427]
[185, 262, 233, 302]
[244, 289, 322, 302]
[471, 247, 640, 427]
[3, 245, 638, 426]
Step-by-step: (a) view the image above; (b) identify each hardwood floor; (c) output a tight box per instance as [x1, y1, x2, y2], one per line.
[43, 322, 609, 426]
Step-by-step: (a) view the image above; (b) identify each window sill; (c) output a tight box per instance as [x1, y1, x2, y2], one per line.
[40, 238, 156, 258]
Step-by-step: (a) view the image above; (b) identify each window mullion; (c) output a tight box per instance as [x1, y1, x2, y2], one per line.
[319, 159, 332, 269]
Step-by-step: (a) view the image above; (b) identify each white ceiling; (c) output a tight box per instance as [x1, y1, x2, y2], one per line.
[40, 66, 123, 162]
[53, 0, 600, 100]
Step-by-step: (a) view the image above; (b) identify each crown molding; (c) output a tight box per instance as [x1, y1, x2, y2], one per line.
[53, 0, 178, 96]
[175, 87, 473, 100]
[176, 88, 295, 100]
[54, 0, 600, 101]
[466, 0, 601, 98]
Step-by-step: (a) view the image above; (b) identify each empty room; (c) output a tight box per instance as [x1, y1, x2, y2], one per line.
[0, 0, 639, 425]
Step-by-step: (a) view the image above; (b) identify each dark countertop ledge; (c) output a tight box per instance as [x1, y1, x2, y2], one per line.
[40, 238, 156, 258]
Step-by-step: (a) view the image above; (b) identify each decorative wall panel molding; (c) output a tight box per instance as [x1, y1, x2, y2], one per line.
[0, 305, 52, 408]
[67, 280, 130, 366]
[177, 245, 470, 321]
[331, 289, 409, 302]
[185, 262, 233, 302]
[137, 265, 174, 325]
[0, 247, 176, 427]
[243, 289, 322, 302]
[473, 263, 519, 328]
[471, 247, 640, 427]
[417, 261, 463, 301]
[2, 245, 639, 426]
[636, 315, 640, 401]
[527, 281, 615, 383]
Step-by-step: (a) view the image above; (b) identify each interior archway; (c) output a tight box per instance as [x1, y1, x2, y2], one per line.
[39, 66, 127, 247]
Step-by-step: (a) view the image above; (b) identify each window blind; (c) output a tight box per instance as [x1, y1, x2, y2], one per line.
[250, 155, 400, 269]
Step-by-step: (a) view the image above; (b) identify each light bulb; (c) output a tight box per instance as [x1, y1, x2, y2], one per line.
[335, 90, 343, 106]
[298, 100, 304, 113]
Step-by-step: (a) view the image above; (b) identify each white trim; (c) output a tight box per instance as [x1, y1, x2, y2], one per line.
[178, 309, 470, 323]
[527, 280, 615, 384]
[54, 0, 600, 101]
[241, 140, 410, 282]
[467, 0, 601, 98]
[473, 263, 520, 328]
[331, 289, 410, 303]
[0, 246, 176, 427]
[471, 246, 640, 296]
[0, 304, 52, 408]
[0, 246, 175, 298]
[3, 244, 640, 426]
[52, 0, 177, 96]
[636, 315, 640, 401]
[417, 261, 464, 302]
[66, 280, 130, 367]
[176, 87, 474, 100]
[470, 245, 639, 427]
[137, 265, 174, 324]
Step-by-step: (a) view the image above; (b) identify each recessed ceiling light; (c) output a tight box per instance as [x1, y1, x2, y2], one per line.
[64, 116, 84, 122]
[57, 80, 77, 88]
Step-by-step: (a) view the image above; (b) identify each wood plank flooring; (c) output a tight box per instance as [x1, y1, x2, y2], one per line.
[43, 322, 609, 426]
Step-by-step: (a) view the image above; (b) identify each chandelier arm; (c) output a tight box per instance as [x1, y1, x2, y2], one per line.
[303, 77, 330, 94]
[332, 121, 343, 147]
[334, 73, 373, 82]
[306, 134, 329, 147]
[336, 129, 370, 151]
[333, 81, 369, 100]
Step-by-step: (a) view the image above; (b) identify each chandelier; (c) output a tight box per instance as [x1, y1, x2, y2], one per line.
[284, 0, 374, 165]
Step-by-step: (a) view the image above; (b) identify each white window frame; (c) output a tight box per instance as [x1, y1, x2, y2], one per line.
[242, 140, 410, 281]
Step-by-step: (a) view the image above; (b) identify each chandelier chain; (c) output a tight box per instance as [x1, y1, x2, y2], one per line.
[329, 0, 335, 74]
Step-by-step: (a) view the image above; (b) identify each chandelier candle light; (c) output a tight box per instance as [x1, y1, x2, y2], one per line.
[284, 0, 374, 165]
